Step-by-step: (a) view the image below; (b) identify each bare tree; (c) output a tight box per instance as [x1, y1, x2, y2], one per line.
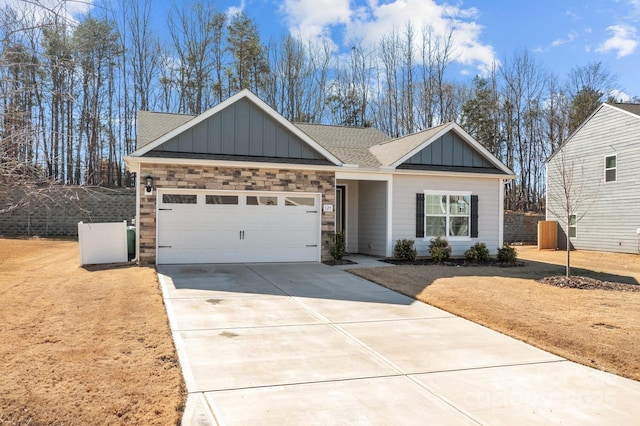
[546, 149, 600, 276]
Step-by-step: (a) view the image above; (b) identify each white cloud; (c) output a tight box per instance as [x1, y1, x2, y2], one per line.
[226, 0, 246, 19]
[280, 0, 497, 74]
[609, 88, 632, 102]
[280, 0, 351, 40]
[0, 0, 94, 28]
[551, 31, 577, 47]
[596, 24, 639, 58]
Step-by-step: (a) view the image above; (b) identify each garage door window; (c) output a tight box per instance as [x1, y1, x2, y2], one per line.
[163, 194, 197, 204]
[285, 196, 315, 206]
[206, 195, 238, 205]
[247, 195, 277, 206]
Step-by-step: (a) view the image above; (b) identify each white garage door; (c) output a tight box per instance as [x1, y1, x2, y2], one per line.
[156, 190, 321, 264]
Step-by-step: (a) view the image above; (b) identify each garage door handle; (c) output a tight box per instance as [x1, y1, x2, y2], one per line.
[306, 244, 317, 247]
[240, 230, 245, 240]
[306, 210, 318, 213]
[159, 208, 172, 211]
[159, 245, 172, 248]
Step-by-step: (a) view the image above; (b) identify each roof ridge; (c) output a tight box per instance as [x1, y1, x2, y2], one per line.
[372, 121, 452, 147]
[138, 110, 197, 117]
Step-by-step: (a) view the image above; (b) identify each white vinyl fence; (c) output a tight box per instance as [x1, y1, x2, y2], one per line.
[78, 221, 128, 266]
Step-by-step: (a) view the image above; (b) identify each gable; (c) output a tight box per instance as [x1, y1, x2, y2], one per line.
[148, 98, 328, 163]
[398, 130, 502, 173]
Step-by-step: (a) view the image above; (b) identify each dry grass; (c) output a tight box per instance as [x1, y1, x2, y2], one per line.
[350, 246, 640, 382]
[0, 238, 185, 425]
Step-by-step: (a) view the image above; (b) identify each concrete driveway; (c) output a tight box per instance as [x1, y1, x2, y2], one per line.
[157, 263, 640, 425]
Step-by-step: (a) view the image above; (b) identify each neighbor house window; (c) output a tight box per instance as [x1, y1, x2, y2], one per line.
[569, 214, 577, 238]
[605, 155, 617, 182]
[424, 193, 470, 238]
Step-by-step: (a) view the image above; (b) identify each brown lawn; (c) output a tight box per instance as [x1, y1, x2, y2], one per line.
[0, 238, 185, 425]
[350, 246, 640, 382]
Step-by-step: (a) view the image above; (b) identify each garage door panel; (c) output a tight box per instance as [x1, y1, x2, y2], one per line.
[157, 190, 321, 264]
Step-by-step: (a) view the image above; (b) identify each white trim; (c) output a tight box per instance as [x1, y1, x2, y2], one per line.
[604, 153, 617, 183]
[390, 167, 516, 180]
[422, 190, 472, 241]
[603, 102, 640, 121]
[386, 178, 394, 257]
[134, 162, 141, 263]
[129, 89, 343, 166]
[389, 122, 515, 175]
[335, 170, 393, 181]
[126, 155, 341, 172]
[498, 179, 505, 248]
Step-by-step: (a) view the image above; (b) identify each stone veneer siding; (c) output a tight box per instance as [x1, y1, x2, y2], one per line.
[138, 163, 335, 265]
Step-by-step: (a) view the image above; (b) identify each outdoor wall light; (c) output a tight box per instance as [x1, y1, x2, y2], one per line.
[145, 175, 153, 193]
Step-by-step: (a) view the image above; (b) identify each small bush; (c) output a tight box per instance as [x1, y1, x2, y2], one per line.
[464, 242, 490, 262]
[393, 238, 417, 262]
[497, 242, 517, 263]
[327, 232, 346, 260]
[428, 236, 451, 263]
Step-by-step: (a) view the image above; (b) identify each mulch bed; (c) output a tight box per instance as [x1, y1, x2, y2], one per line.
[538, 276, 640, 292]
[322, 259, 357, 266]
[381, 258, 524, 268]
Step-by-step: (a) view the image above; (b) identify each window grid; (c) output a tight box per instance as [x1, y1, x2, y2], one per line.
[605, 155, 617, 183]
[424, 193, 470, 238]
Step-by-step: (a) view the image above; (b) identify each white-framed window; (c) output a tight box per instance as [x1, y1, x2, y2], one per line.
[569, 214, 577, 238]
[424, 192, 471, 238]
[605, 154, 617, 183]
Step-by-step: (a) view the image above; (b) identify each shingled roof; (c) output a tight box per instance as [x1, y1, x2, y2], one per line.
[609, 102, 640, 117]
[136, 110, 195, 149]
[294, 123, 390, 167]
[369, 122, 449, 167]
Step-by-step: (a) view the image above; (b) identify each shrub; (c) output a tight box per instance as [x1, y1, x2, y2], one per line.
[497, 242, 517, 263]
[428, 236, 451, 263]
[393, 238, 417, 262]
[464, 242, 490, 262]
[327, 232, 346, 260]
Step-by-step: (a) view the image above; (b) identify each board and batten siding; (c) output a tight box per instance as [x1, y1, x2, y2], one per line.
[546, 105, 640, 254]
[392, 174, 502, 257]
[357, 180, 387, 256]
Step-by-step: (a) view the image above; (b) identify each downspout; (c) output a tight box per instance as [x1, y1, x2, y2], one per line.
[498, 178, 505, 250]
[133, 162, 141, 264]
[386, 177, 393, 257]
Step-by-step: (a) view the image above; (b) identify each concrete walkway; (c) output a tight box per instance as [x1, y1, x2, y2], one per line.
[157, 263, 640, 425]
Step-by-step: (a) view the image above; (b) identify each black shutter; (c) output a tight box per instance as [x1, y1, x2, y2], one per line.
[416, 193, 425, 238]
[471, 195, 479, 238]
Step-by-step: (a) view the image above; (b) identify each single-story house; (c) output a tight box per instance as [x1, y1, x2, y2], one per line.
[125, 90, 515, 265]
[546, 102, 640, 253]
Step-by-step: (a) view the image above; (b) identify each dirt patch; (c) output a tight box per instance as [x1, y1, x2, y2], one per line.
[0, 238, 185, 425]
[350, 246, 640, 382]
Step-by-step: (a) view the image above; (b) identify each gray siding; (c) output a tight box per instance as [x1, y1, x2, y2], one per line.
[403, 131, 495, 169]
[547, 105, 640, 254]
[392, 174, 501, 257]
[357, 181, 387, 256]
[153, 98, 325, 161]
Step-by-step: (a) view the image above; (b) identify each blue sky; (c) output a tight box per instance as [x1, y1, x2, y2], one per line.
[12, 0, 640, 98]
[204, 0, 639, 98]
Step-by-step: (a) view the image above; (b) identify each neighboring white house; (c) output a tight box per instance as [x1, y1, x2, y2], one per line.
[546, 102, 640, 254]
[125, 90, 515, 265]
